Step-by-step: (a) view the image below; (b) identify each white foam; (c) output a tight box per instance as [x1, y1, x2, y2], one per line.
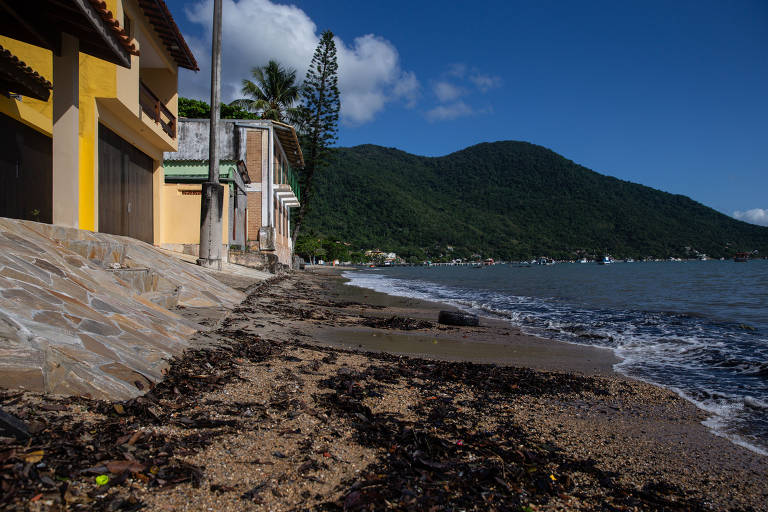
[342, 268, 768, 456]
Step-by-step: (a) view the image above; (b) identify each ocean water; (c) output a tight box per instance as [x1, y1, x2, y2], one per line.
[343, 260, 768, 455]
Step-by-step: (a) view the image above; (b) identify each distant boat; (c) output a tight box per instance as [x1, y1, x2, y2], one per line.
[579, 258, 589, 263]
[537, 257, 555, 266]
[734, 252, 749, 262]
[625, 258, 635, 263]
[597, 256, 614, 265]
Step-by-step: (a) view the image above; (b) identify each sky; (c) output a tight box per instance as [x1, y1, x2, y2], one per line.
[164, 0, 768, 224]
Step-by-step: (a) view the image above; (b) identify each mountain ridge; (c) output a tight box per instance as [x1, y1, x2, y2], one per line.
[301, 141, 768, 260]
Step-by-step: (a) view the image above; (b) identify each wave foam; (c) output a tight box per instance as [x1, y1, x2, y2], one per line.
[342, 269, 768, 456]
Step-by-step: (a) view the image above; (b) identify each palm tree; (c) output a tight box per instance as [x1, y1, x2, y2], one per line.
[230, 60, 301, 123]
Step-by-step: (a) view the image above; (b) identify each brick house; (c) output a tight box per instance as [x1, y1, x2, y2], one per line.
[164, 118, 302, 266]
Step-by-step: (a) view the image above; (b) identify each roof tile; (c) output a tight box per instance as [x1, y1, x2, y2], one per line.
[0, 44, 53, 100]
[87, 0, 140, 57]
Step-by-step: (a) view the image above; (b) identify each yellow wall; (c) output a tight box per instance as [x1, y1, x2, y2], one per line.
[0, 0, 179, 243]
[0, 37, 53, 135]
[160, 183, 230, 246]
[79, 54, 118, 231]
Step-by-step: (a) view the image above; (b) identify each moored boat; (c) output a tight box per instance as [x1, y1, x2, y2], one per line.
[734, 252, 749, 262]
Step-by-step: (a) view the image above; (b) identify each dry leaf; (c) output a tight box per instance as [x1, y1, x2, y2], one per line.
[106, 460, 146, 474]
[24, 450, 44, 463]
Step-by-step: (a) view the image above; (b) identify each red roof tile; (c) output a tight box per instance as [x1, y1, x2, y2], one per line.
[0, 44, 52, 101]
[88, 0, 140, 57]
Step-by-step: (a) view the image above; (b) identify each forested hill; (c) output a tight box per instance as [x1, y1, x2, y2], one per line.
[301, 141, 768, 260]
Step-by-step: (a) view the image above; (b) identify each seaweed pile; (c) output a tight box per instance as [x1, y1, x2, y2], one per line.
[361, 316, 435, 331]
[312, 352, 712, 511]
[0, 333, 278, 511]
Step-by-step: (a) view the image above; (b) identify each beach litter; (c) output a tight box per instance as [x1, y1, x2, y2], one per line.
[438, 310, 480, 327]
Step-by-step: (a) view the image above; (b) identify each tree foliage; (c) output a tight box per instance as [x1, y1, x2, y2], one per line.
[302, 142, 768, 260]
[178, 97, 258, 119]
[230, 60, 301, 123]
[292, 30, 341, 244]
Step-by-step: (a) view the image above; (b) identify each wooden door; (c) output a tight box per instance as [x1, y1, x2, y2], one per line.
[0, 113, 52, 223]
[98, 124, 154, 243]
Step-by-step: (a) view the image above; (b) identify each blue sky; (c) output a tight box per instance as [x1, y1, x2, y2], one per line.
[166, 0, 768, 223]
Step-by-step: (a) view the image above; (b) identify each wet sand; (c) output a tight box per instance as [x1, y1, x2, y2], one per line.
[1, 269, 766, 511]
[313, 267, 620, 375]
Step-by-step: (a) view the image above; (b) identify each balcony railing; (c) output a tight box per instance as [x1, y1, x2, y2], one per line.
[277, 160, 301, 202]
[139, 80, 176, 138]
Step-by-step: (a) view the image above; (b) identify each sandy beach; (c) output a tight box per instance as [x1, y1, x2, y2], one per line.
[1, 268, 766, 511]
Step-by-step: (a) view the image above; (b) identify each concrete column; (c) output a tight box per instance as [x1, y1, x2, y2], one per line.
[52, 33, 80, 228]
[260, 129, 268, 226]
[268, 124, 274, 227]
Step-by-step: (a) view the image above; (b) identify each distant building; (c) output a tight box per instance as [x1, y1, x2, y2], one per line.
[364, 249, 400, 264]
[1, 0, 197, 243]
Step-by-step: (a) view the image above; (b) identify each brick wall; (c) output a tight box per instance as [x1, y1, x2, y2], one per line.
[245, 130, 263, 242]
[246, 191, 262, 241]
[245, 130, 262, 183]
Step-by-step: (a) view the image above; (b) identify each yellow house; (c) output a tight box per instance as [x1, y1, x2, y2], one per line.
[0, 0, 197, 244]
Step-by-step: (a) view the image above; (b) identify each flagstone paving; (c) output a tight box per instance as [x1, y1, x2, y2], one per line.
[0, 218, 250, 400]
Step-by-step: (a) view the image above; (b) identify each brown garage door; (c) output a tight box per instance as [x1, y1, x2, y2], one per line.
[98, 124, 154, 243]
[0, 113, 52, 223]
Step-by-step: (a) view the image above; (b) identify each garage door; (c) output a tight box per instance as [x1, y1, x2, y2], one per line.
[98, 124, 154, 243]
[0, 114, 52, 223]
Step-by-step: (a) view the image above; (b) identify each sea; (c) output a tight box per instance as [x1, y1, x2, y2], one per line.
[343, 260, 768, 455]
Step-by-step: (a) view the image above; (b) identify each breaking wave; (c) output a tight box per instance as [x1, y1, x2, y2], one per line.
[343, 265, 768, 456]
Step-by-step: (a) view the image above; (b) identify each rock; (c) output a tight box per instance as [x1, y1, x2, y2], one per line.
[437, 310, 479, 327]
[0, 407, 30, 441]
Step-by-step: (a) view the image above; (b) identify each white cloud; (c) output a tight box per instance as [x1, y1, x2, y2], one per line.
[433, 81, 464, 102]
[446, 63, 467, 78]
[733, 208, 768, 227]
[393, 71, 420, 108]
[425, 101, 473, 122]
[180, 0, 419, 125]
[469, 73, 502, 92]
[423, 64, 500, 122]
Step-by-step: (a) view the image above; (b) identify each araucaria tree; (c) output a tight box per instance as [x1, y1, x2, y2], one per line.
[292, 30, 340, 245]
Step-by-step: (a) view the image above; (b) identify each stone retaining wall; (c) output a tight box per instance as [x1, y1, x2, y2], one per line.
[0, 218, 244, 399]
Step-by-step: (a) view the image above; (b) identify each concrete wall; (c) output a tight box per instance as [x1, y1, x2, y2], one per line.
[228, 186, 247, 248]
[168, 119, 242, 161]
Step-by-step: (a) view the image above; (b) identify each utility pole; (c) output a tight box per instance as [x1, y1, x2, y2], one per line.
[198, 0, 224, 269]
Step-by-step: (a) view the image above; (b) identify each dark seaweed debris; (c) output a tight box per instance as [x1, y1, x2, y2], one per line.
[312, 355, 715, 512]
[362, 316, 435, 331]
[0, 329, 277, 510]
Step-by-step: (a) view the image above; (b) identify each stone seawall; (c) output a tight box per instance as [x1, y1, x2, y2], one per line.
[227, 250, 280, 273]
[0, 219, 245, 399]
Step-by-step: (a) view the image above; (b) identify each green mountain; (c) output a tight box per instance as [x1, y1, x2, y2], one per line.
[301, 141, 768, 260]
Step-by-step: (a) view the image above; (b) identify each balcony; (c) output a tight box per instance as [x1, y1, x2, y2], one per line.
[139, 80, 176, 139]
[275, 160, 300, 207]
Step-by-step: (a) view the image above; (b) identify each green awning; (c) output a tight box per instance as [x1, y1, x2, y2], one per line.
[163, 160, 239, 180]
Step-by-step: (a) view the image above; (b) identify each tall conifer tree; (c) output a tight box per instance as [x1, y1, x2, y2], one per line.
[292, 30, 340, 245]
